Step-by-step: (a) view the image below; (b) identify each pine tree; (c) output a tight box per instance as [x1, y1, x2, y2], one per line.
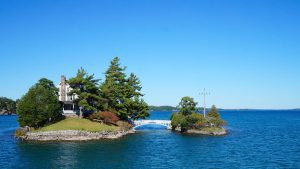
[207, 105, 225, 127]
[100, 57, 149, 120]
[100, 57, 127, 118]
[69, 68, 101, 118]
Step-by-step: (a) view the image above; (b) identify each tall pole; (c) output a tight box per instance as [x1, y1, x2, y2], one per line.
[200, 88, 210, 117]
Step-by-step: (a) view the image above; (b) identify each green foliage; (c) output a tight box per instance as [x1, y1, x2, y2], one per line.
[0, 97, 16, 114]
[207, 105, 225, 127]
[89, 111, 119, 125]
[186, 113, 206, 129]
[170, 113, 187, 131]
[178, 96, 197, 116]
[207, 105, 220, 118]
[68, 68, 101, 117]
[171, 98, 226, 132]
[17, 78, 62, 128]
[100, 57, 149, 120]
[37, 78, 58, 93]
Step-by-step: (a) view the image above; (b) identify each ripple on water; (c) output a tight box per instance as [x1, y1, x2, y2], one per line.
[0, 111, 300, 169]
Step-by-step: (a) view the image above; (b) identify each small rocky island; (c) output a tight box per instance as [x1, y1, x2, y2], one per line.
[170, 97, 227, 136]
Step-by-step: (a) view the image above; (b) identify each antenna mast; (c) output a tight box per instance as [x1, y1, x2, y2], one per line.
[200, 88, 210, 117]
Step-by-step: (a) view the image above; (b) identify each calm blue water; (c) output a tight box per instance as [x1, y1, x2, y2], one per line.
[0, 110, 300, 169]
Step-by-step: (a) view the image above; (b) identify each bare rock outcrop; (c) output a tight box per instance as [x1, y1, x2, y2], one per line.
[17, 130, 135, 141]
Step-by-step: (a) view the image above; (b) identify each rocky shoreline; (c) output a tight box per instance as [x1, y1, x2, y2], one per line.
[185, 128, 227, 136]
[17, 130, 135, 141]
[0, 110, 16, 115]
[174, 127, 227, 136]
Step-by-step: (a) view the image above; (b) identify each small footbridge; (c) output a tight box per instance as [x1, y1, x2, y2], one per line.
[133, 120, 172, 129]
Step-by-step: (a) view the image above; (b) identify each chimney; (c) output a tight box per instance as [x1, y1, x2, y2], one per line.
[60, 75, 66, 101]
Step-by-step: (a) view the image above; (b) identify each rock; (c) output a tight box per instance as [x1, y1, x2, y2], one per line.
[186, 128, 227, 136]
[16, 130, 135, 141]
[174, 127, 227, 136]
[0, 109, 16, 115]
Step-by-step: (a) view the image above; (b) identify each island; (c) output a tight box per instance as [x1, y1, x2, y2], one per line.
[170, 97, 227, 136]
[15, 57, 147, 141]
[15, 57, 227, 141]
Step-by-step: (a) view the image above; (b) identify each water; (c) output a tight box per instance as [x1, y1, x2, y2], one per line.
[0, 110, 300, 169]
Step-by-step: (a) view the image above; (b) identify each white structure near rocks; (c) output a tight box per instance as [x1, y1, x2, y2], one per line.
[57, 75, 78, 115]
[133, 120, 172, 129]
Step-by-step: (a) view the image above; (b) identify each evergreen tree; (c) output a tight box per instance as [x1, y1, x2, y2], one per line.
[68, 68, 101, 118]
[178, 96, 197, 116]
[17, 79, 62, 128]
[100, 57, 149, 120]
[207, 105, 220, 118]
[124, 73, 149, 120]
[207, 105, 225, 127]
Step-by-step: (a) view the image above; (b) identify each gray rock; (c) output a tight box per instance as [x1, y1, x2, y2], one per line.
[17, 130, 135, 141]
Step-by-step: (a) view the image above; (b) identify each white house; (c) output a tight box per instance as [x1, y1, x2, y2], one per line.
[57, 75, 78, 115]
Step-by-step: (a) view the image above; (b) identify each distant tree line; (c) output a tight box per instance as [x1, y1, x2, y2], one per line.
[0, 97, 16, 115]
[17, 57, 149, 128]
[150, 105, 207, 112]
[149, 106, 178, 111]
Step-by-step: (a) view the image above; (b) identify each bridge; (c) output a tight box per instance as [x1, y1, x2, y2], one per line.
[133, 120, 172, 129]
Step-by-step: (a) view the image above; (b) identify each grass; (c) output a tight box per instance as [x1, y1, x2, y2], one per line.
[35, 118, 119, 132]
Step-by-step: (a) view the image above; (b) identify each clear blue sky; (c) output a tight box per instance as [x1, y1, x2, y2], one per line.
[0, 0, 299, 109]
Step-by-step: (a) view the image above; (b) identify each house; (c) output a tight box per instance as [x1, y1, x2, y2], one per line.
[57, 75, 79, 115]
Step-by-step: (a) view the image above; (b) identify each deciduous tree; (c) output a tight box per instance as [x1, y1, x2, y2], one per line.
[17, 79, 62, 128]
[178, 96, 197, 116]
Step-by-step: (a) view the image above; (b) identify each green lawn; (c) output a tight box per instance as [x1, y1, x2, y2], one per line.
[35, 118, 119, 132]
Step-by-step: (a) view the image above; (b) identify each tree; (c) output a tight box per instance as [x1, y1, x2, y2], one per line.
[37, 78, 58, 93]
[123, 73, 149, 120]
[100, 57, 127, 118]
[207, 105, 225, 127]
[100, 57, 149, 120]
[0, 97, 16, 114]
[178, 96, 197, 116]
[68, 68, 101, 118]
[17, 79, 62, 128]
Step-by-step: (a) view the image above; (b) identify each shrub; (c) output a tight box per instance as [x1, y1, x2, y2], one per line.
[170, 113, 189, 132]
[117, 121, 133, 131]
[171, 113, 184, 129]
[209, 118, 226, 127]
[186, 113, 206, 129]
[89, 111, 119, 125]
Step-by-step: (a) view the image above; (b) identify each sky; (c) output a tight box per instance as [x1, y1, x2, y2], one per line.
[0, 0, 299, 109]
